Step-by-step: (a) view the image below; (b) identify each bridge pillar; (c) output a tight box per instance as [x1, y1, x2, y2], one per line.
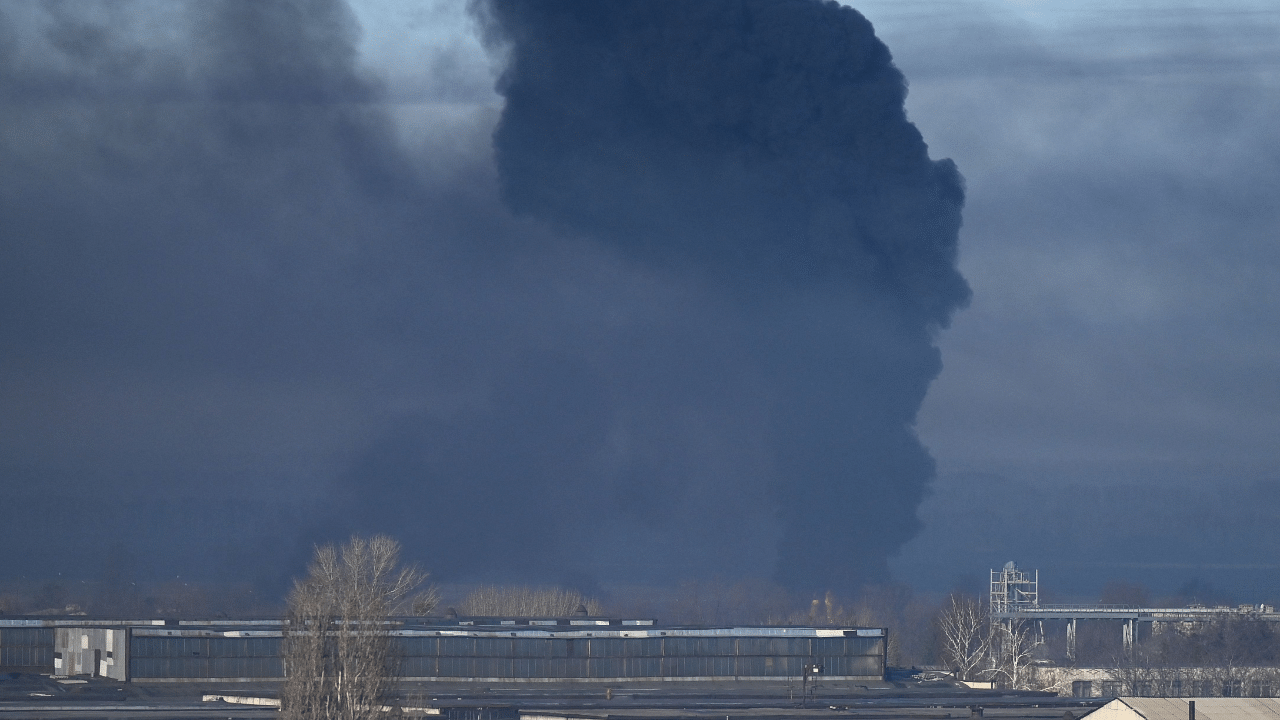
[1066, 618, 1077, 662]
[1122, 618, 1135, 655]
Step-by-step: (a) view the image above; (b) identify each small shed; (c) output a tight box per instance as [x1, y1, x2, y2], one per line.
[1089, 698, 1280, 720]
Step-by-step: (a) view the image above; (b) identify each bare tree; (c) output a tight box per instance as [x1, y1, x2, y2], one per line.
[937, 594, 991, 682]
[458, 585, 603, 617]
[1107, 650, 1160, 696]
[789, 585, 930, 666]
[281, 535, 426, 720]
[988, 619, 1039, 690]
[666, 577, 791, 626]
[1098, 614, 1280, 697]
[411, 585, 442, 616]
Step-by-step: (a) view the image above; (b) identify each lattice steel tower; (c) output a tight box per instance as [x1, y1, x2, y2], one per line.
[990, 561, 1038, 614]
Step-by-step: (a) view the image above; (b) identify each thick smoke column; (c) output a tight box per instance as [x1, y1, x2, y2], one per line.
[0, 0, 966, 597]
[0, 0, 432, 587]
[475, 0, 970, 590]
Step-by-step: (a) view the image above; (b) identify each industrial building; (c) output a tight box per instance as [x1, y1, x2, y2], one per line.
[0, 624, 51, 673]
[1089, 697, 1280, 720]
[991, 562, 1280, 658]
[4, 617, 886, 683]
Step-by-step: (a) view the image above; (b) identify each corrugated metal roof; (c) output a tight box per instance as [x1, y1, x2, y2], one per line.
[1, 618, 284, 628]
[1092, 698, 1280, 720]
[132, 628, 280, 637]
[395, 626, 882, 640]
[124, 625, 883, 640]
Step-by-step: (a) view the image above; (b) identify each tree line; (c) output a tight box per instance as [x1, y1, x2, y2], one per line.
[935, 593, 1280, 695]
[9, 537, 1280, 705]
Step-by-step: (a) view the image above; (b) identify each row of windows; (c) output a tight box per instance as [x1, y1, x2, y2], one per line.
[127, 654, 881, 680]
[0, 646, 54, 668]
[397, 655, 883, 679]
[127, 635, 881, 660]
[392, 636, 882, 659]
[0, 628, 54, 646]
[131, 637, 281, 658]
[130, 657, 284, 679]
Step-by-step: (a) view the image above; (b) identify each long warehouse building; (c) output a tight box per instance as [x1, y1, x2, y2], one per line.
[4, 618, 886, 683]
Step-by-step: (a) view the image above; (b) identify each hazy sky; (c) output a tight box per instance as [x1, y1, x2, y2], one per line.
[2, 0, 1278, 600]
[860, 0, 1280, 596]
[318, 0, 1280, 596]
[877, 1, 1280, 479]
[346, 0, 1280, 488]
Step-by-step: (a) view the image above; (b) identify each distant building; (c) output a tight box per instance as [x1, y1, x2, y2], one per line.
[0, 623, 51, 673]
[1035, 667, 1280, 699]
[1089, 697, 1280, 720]
[5, 617, 887, 683]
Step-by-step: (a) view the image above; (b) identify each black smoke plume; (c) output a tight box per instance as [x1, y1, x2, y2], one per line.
[466, 0, 970, 590]
[0, 0, 965, 598]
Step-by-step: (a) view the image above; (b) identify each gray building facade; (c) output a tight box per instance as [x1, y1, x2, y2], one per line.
[8, 619, 886, 683]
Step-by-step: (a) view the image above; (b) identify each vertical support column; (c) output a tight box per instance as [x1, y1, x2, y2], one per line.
[1122, 619, 1135, 656]
[1066, 618, 1077, 662]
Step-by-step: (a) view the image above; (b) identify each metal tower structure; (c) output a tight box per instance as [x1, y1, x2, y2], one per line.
[987, 563, 1280, 661]
[990, 561, 1039, 614]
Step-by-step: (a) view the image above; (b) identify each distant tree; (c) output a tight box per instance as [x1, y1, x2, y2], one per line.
[601, 578, 796, 627]
[411, 586, 442, 616]
[665, 577, 793, 625]
[281, 535, 427, 720]
[1107, 649, 1161, 696]
[790, 584, 932, 666]
[989, 619, 1039, 689]
[459, 585, 602, 617]
[937, 593, 991, 682]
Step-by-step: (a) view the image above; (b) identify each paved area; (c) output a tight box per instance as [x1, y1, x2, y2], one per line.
[0, 672, 1105, 720]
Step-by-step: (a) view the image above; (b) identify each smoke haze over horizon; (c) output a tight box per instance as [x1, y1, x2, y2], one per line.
[1, 0, 965, 596]
[3, 0, 1280, 605]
